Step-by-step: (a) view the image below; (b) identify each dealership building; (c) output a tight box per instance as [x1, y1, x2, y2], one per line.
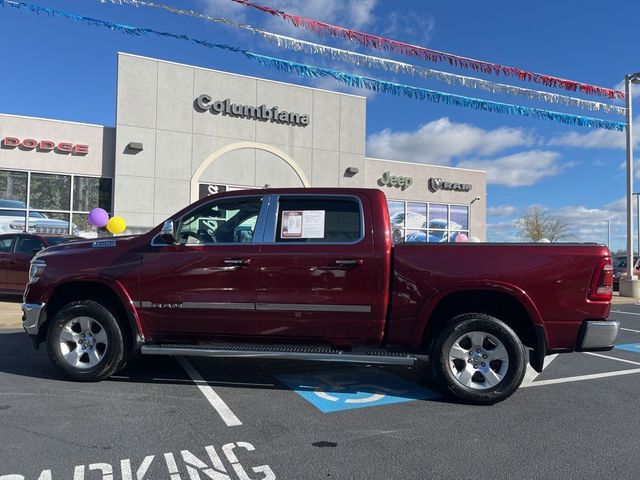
[0, 53, 486, 242]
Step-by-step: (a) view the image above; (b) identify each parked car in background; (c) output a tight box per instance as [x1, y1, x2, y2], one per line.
[0, 200, 78, 235]
[612, 255, 639, 290]
[404, 219, 463, 243]
[390, 211, 427, 243]
[0, 233, 79, 294]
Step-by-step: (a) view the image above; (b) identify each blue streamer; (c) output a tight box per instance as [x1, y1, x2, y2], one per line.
[0, 0, 626, 132]
[245, 53, 627, 132]
[0, 0, 245, 53]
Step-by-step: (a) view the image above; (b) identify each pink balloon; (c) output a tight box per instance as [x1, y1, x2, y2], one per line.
[455, 233, 468, 243]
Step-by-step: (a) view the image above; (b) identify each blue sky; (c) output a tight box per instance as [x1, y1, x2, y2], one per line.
[1, 0, 638, 250]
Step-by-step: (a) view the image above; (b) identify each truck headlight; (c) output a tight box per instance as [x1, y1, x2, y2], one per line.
[29, 259, 46, 284]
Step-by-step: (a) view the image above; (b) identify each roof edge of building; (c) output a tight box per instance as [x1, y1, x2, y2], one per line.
[0, 112, 113, 130]
[117, 51, 368, 101]
[365, 156, 487, 175]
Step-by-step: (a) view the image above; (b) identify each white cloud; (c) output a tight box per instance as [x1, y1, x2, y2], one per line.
[547, 115, 639, 150]
[548, 129, 626, 149]
[366, 117, 533, 165]
[381, 12, 435, 45]
[202, 0, 378, 30]
[488, 205, 517, 217]
[487, 197, 628, 249]
[457, 151, 571, 187]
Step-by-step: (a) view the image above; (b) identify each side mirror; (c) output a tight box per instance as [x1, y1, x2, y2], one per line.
[159, 220, 177, 245]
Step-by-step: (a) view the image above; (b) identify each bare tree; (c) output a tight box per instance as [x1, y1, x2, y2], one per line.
[516, 206, 572, 242]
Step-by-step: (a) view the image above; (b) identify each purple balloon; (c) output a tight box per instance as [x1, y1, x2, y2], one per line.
[88, 208, 109, 228]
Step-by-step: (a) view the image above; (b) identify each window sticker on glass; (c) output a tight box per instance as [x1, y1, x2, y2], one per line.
[282, 211, 303, 238]
[281, 210, 326, 239]
[301, 210, 325, 238]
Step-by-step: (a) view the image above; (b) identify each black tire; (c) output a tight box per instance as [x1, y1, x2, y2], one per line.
[430, 313, 526, 405]
[47, 300, 124, 382]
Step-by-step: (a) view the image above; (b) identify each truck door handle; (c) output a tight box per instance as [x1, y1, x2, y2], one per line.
[224, 258, 252, 266]
[334, 259, 363, 266]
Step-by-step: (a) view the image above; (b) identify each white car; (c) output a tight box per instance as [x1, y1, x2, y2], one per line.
[0, 200, 77, 235]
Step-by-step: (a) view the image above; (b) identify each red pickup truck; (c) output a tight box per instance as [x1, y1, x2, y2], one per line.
[22, 188, 617, 404]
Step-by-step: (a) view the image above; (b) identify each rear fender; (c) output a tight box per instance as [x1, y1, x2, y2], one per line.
[411, 281, 547, 354]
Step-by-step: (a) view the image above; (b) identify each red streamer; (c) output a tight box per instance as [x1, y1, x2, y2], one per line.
[231, 0, 624, 100]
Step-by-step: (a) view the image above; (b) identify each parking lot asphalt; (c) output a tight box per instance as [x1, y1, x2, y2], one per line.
[1, 307, 640, 479]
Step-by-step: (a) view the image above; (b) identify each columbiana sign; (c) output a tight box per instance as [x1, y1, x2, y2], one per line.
[195, 95, 310, 127]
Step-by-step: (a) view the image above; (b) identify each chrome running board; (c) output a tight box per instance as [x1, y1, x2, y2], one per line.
[141, 343, 418, 366]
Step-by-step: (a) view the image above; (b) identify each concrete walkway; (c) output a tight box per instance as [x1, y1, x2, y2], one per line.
[0, 299, 23, 329]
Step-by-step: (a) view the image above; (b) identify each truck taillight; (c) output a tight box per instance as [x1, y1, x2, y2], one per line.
[588, 261, 613, 302]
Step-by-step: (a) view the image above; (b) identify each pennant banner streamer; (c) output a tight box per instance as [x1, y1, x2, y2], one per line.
[244, 53, 625, 132]
[0, 0, 245, 53]
[231, 0, 624, 100]
[101, 0, 625, 116]
[0, 0, 626, 131]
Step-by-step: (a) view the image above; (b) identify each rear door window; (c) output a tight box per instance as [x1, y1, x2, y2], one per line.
[275, 197, 362, 243]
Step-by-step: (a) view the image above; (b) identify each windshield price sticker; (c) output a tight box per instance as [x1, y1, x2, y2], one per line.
[281, 210, 325, 239]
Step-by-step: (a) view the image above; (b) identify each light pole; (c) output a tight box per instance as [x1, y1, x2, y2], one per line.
[634, 192, 640, 257]
[625, 73, 640, 281]
[606, 220, 611, 249]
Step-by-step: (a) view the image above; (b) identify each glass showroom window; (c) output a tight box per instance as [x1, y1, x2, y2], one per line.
[387, 200, 469, 243]
[0, 170, 112, 237]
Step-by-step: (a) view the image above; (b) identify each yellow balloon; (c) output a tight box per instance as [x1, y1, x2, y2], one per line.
[106, 216, 127, 234]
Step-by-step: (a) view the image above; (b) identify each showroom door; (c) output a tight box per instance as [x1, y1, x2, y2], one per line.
[139, 195, 265, 341]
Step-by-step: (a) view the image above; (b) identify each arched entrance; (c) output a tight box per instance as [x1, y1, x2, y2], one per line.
[190, 141, 310, 202]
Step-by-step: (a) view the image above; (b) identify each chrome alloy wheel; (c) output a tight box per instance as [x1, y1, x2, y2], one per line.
[58, 316, 109, 369]
[447, 330, 509, 390]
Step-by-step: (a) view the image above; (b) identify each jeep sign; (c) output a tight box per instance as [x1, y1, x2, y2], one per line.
[195, 95, 310, 127]
[378, 171, 413, 190]
[429, 177, 472, 193]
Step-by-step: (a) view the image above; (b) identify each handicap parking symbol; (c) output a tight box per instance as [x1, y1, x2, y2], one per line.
[276, 368, 438, 413]
[616, 343, 640, 354]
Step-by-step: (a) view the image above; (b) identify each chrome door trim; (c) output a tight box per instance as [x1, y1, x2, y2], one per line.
[132, 301, 371, 313]
[256, 303, 371, 313]
[134, 301, 255, 310]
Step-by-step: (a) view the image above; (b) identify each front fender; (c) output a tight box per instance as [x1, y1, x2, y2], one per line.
[35, 274, 146, 345]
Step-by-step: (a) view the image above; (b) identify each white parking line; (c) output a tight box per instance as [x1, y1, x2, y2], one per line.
[611, 310, 640, 316]
[620, 327, 640, 333]
[527, 368, 640, 387]
[584, 352, 640, 366]
[177, 356, 243, 427]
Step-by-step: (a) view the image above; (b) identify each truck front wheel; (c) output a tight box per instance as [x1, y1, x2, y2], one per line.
[47, 300, 124, 382]
[431, 313, 526, 405]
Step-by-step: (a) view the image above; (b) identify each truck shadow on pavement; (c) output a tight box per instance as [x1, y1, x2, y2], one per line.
[0, 331, 451, 405]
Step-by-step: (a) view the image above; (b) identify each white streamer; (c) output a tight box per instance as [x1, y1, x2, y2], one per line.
[101, 0, 625, 116]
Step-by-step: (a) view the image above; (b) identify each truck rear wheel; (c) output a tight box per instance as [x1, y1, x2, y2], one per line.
[431, 313, 526, 405]
[47, 300, 124, 382]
